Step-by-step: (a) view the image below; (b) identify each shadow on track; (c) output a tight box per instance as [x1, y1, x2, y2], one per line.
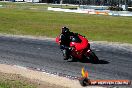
[81, 59, 109, 64]
[97, 60, 110, 64]
[67, 58, 109, 64]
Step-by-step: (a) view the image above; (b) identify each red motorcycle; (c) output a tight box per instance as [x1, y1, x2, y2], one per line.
[56, 34, 99, 63]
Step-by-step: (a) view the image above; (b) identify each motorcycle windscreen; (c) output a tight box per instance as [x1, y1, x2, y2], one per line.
[70, 35, 88, 51]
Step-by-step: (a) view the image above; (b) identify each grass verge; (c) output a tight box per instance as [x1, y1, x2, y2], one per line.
[0, 72, 36, 88]
[0, 2, 132, 43]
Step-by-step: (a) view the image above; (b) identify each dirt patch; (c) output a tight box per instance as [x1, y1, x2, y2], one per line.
[0, 64, 72, 88]
[0, 71, 66, 88]
[0, 64, 105, 88]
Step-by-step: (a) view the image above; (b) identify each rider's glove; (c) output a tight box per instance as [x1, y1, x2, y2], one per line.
[69, 47, 72, 50]
[60, 45, 65, 49]
[69, 47, 74, 51]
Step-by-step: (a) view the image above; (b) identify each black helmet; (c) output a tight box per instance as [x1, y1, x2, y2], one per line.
[61, 27, 70, 34]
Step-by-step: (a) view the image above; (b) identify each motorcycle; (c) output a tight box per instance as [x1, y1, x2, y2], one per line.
[56, 34, 99, 63]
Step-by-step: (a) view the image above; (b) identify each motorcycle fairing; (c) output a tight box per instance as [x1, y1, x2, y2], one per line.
[70, 35, 89, 51]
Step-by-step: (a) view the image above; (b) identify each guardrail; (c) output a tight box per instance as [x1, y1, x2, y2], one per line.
[48, 7, 132, 16]
[79, 5, 109, 10]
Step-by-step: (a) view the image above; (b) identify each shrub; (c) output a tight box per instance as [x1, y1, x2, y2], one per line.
[128, 8, 132, 11]
[108, 6, 123, 11]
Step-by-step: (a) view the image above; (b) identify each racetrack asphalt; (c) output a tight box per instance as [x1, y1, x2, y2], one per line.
[0, 35, 132, 84]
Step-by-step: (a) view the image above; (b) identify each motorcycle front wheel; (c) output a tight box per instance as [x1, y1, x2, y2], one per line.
[89, 51, 99, 64]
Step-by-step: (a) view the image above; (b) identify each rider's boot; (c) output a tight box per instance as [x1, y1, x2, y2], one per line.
[62, 49, 69, 60]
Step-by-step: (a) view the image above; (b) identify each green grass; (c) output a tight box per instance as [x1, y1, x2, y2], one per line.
[0, 2, 132, 43]
[0, 72, 36, 88]
[0, 80, 35, 88]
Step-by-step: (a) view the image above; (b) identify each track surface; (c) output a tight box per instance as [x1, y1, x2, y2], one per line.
[0, 36, 132, 81]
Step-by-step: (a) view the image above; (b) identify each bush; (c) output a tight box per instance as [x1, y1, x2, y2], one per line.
[108, 6, 123, 11]
[128, 8, 132, 11]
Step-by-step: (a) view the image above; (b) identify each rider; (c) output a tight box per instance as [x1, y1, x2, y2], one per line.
[59, 26, 75, 60]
